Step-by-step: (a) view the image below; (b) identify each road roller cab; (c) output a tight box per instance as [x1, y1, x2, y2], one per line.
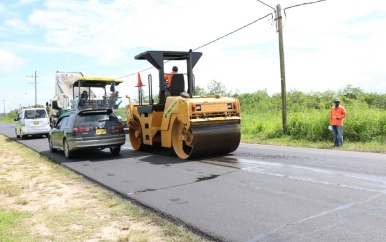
[126, 50, 241, 159]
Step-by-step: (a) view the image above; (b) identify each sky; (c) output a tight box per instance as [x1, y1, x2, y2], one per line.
[1, 0, 386, 112]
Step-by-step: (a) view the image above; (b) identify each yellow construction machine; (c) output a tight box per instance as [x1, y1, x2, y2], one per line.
[126, 50, 241, 159]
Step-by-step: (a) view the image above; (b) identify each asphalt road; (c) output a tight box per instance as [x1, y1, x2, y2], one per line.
[1, 122, 386, 242]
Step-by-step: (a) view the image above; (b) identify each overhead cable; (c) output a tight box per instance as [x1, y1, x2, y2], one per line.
[117, 12, 274, 79]
[193, 13, 273, 51]
[284, 0, 327, 17]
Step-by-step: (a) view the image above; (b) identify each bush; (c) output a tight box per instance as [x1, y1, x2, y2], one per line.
[237, 86, 386, 143]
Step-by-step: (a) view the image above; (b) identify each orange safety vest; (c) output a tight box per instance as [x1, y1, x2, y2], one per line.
[330, 105, 347, 126]
[164, 71, 177, 89]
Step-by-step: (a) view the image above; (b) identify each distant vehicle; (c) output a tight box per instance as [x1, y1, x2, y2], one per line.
[48, 72, 124, 125]
[14, 107, 51, 139]
[48, 108, 126, 159]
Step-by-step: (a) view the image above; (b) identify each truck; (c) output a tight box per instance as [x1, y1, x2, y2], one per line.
[126, 50, 241, 159]
[48, 71, 124, 125]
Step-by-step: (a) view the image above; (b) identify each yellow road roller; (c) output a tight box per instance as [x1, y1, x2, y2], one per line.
[126, 50, 241, 159]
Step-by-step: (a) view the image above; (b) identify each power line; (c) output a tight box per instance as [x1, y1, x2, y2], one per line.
[116, 12, 274, 79]
[37, 1, 135, 71]
[40, 0, 176, 73]
[193, 13, 274, 51]
[284, 0, 327, 17]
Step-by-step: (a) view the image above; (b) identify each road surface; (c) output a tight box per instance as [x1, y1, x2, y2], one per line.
[1, 122, 386, 242]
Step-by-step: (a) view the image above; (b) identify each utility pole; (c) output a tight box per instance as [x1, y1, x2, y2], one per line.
[257, 0, 328, 133]
[256, 0, 326, 133]
[276, 4, 287, 133]
[27, 71, 38, 107]
[256, 0, 288, 133]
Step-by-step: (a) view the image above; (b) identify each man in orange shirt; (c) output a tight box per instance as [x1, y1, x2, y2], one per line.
[330, 98, 347, 147]
[164, 66, 178, 97]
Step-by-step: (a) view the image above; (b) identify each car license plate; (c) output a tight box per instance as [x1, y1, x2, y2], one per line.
[95, 129, 106, 135]
[33, 121, 39, 125]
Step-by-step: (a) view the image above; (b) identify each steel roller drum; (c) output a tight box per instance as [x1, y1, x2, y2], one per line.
[181, 122, 241, 159]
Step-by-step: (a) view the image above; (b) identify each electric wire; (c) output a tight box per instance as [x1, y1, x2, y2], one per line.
[41, 1, 327, 80]
[117, 0, 328, 80]
[284, 0, 327, 18]
[65, 0, 177, 67]
[193, 13, 273, 51]
[72, 0, 193, 71]
[116, 12, 274, 79]
[39, 0, 133, 71]
[41, 0, 175, 72]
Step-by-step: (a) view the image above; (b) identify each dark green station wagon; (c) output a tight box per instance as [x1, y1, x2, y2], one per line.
[48, 108, 126, 159]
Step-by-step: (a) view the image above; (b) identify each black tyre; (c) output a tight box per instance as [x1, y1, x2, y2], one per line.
[63, 140, 73, 159]
[48, 136, 57, 152]
[110, 146, 121, 155]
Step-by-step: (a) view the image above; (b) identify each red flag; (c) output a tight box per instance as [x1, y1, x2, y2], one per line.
[136, 73, 145, 87]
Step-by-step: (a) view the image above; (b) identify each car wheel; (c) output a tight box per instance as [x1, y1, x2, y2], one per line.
[110, 146, 121, 155]
[15, 128, 20, 138]
[48, 136, 57, 152]
[20, 130, 26, 140]
[63, 140, 73, 159]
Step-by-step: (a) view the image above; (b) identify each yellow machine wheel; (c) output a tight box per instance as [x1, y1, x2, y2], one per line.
[171, 121, 193, 159]
[129, 118, 143, 150]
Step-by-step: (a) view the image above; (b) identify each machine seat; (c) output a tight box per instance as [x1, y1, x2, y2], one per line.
[170, 74, 185, 96]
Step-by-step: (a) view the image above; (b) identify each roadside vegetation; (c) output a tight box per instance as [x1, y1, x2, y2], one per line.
[210, 82, 386, 152]
[235, 85, 386, 152]
[0, 134, 206, 241]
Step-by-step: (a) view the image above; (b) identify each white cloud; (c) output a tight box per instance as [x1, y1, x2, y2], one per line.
[0, 48, 24, 72]
[4, 18, 33, 33]
[18, 0, 37, 5]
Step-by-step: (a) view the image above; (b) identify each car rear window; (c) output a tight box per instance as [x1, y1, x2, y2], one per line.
[25, 109, 47, 119]
[75, 111, 119, 126]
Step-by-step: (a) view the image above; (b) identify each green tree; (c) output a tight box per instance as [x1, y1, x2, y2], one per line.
[193, 85, 206, 96]
[6, 109, 18, 120]
[235, 90, 273, 114]
[206, 80, 229, 96]
[339, 84, 364, 100]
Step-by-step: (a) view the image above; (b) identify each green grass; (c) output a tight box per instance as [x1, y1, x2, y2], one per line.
[240, 107, 386, 153]
[0, 208, 34, 241]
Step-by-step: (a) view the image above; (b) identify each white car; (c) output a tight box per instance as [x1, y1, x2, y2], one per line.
[14, 108, 51, 139]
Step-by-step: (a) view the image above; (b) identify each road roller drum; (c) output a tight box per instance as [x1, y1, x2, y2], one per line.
[172, 122, 240, 159]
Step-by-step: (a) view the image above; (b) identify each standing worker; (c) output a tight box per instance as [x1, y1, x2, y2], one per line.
[330, 98, 347, 147]
[164, 66, 178, 97]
